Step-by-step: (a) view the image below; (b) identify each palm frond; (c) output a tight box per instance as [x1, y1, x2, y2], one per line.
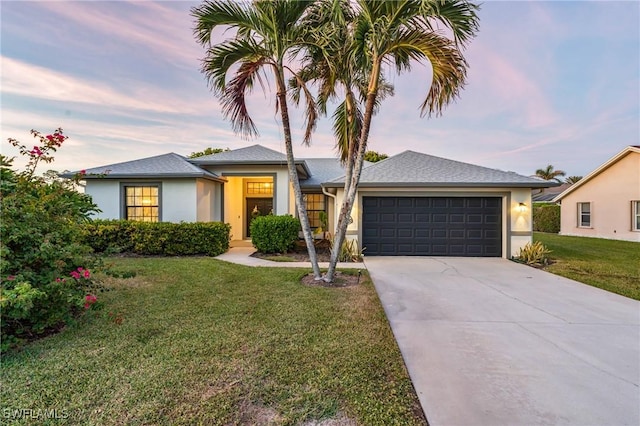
[417, 0, 480, 48]
[220, 58, 269, 139]
[289, 71, 319, 146]
[191, 1, 254, 46]
[332, 93, 363, 163]
[385, 29, 468, 116]
[200, 38, 266, 94]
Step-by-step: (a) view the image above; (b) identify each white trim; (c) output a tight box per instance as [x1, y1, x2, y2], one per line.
[577, 201, 592, 228]
[632, 200, 640, 232]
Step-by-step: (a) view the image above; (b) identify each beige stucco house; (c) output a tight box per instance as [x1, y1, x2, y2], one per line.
[553, 146, 640, 242]
[70, 145, 554, 258]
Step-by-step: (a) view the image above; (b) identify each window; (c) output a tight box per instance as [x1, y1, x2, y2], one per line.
[125, 186, 159, 222]
[633, 201, 640, 231]
[246, 181, 273, 195]
[305, 194, 326, 229]
[577, 202, 591, 228]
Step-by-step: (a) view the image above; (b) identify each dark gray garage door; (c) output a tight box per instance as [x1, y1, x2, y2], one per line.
[362, 197, 502, 256]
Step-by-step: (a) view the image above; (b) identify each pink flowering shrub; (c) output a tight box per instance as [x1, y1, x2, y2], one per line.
[1, 128, 102, 351]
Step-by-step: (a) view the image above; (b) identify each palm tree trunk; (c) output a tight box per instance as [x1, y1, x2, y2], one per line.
[342, 91, 357, 197]
[325, 62, 381, 282]
[274, 66, 322, 280]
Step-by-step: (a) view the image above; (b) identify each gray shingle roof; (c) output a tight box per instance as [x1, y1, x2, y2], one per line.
[301, 158, 374, 189]
[190, 144, 286, 163]
[532, 183, 570, 202]
[63, 153, 224, 181]
[190, 144, 311, 177]
[300, 158, 345, 189]
[323, 150, 555, 188]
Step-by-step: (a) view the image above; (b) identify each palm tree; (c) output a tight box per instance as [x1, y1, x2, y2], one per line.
[315, 0, 480, 282]
[565, 175, 582, 185]
[192, 0, 323, 279]
[535, 165, 566, 183]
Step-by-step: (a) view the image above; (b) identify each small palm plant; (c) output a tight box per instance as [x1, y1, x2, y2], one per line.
[515, 241, 552, 266]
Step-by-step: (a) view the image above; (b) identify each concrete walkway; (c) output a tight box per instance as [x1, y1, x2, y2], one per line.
[365, 257, 640, 426]
[216, 246, 365, 269]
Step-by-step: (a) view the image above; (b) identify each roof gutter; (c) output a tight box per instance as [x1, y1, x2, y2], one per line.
[321, 185, 338, 233]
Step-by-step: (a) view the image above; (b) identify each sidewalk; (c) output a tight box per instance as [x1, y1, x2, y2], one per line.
[215, 246, 366, 270]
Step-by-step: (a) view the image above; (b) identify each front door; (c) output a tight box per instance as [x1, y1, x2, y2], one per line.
[246, 198, 273, 237]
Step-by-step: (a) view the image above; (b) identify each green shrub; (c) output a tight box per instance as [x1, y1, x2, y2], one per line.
[514, 241, 552, 266]
[1, 129, 101, 351]
[250, 215, 300, 254]
[328, 234, 365, 262]
[84, 220, 231, 256]
[81, 220, 135, 253]
[533, 204, 560, 233]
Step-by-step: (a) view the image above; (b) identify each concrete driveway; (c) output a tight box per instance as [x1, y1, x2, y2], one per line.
[365, 257, 639, 426]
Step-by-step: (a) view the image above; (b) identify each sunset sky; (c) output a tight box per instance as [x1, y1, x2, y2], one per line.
[1, 0, 638, 178]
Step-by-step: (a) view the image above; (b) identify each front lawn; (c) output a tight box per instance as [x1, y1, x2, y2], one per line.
[1, 258, 424, 425]
[534, 233, 640, 300]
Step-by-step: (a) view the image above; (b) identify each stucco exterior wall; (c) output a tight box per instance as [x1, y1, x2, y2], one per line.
[224, 176, 244, 240]
[159, 179, 197, 222]
[331, 187, 533, 258]
[84, 178, 201, 223]
[85, 180, 120, 220]
[559, 152, 640, 242]
[207, 165, 293, 240]
[196, 179, 218, 222]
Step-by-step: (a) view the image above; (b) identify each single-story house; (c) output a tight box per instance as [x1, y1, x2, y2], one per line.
[70, 144, 554, 258]
[553, 145, 640, 242]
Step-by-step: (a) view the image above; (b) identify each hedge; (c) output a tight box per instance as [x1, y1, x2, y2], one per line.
[82, 220, 231, 256]
[533, 203, 560, 233]
[250, 215, 300, 254]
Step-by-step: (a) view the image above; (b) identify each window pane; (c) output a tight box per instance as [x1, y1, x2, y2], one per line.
[582, 203, 590, 213]
[304, 194, 326, 229]
[124, 186, 159, 222]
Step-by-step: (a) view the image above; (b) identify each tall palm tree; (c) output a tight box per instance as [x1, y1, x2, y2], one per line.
[192, 0, 323, 279]
[318, 0, 480, 282]
[535, 165, 566, 183]
[565, 175, 582, 185]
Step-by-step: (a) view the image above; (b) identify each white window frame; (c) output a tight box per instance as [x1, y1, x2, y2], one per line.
[632, 201, 640, 232]
[577, 202, 591, 228]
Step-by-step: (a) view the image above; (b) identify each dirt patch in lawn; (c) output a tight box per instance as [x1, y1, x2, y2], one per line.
[301, 271, 363, 287]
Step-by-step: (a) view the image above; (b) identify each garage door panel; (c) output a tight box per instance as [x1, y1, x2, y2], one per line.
[449, 229, 465, 239]
[415, 229, 430, 238]
[398, 213, 413, 222]
[380, 228, 396, 238]
[363, 196, 502, 257]
[397, 228, 413, 238]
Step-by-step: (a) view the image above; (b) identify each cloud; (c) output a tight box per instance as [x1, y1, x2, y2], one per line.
[37, 1, 202, 69]
[1, 56, 220, 116]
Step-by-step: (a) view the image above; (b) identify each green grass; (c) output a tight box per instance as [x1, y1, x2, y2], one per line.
[261, 255, 297, 262]
[534, 233, 640, 300]
[1, 258, 424, 425]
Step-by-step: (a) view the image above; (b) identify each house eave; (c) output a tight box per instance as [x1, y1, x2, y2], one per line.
[193, 160, 311, 179]
[321, 181, 557, 189]
[63, 173, 227, 183]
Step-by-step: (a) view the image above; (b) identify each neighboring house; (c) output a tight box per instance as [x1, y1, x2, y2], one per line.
[532, 183, 570, 203]
[69, 144, 553, 258]
[553, 146, 640, 242]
